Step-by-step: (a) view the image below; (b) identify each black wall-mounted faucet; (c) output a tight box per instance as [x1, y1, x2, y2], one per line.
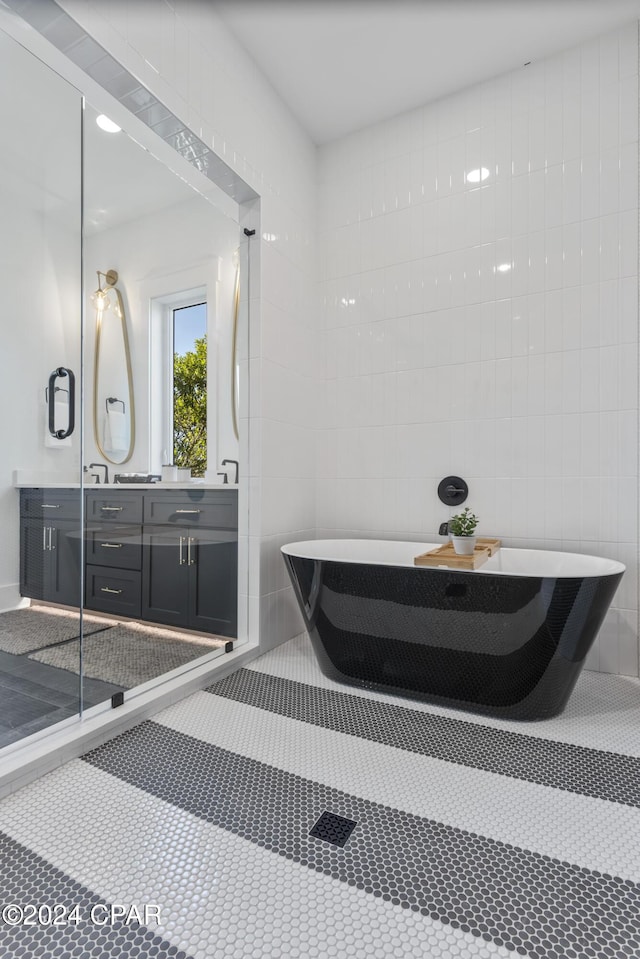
[221, 459, 239, 484]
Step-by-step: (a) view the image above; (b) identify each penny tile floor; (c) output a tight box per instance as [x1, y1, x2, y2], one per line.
[1, 634, 639, 959]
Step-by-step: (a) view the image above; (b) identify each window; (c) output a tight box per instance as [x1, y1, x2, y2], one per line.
[148, 273, 217, 479]
[171, 300, 207, 476]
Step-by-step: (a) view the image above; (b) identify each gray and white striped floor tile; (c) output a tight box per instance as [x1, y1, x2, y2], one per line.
[208, 668, 640, 806]
[0, 829, 190, 958]
[0, 762, 512, 959]
[249, 635, 640, 755]
[158, 690, 640, 880]
[1, 633, 639, 959]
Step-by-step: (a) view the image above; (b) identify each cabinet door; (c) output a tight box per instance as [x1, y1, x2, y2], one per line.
[187, 529, 237, 637]
[141, 526, 190, 627]
[20, 520, 46, 600]
[49, 521, 82, 607]
[20, 520, 81, 606]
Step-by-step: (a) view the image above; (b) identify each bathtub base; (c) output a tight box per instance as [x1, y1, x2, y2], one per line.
[309, 617, 586, 720]
[284, 554, 623, 721]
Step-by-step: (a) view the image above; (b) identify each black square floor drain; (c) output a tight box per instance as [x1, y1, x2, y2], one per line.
[310, 811, 357, 847]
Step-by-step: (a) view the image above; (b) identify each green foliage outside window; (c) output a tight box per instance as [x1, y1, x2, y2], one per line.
[173, 334, 207, 477]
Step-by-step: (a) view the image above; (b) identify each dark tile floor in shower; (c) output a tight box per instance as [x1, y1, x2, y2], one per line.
[0, 648, 123, 749]
[0, 606, 226, 749]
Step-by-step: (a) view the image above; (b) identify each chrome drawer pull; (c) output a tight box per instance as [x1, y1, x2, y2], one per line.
[175, 509, 201, 514]
[100, 506, 123, 512]
[41, 504, 61, 509]
[188, 536, 195, 565]
[100, 587, 123, 595]
[179, 535, 186, 565]
[100, 542, 123, 548]
[42, 527, 48, 550]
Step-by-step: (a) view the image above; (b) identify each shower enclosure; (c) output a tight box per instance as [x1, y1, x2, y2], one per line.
[0, 20, 247, 754]
[0, 29, 84, 749]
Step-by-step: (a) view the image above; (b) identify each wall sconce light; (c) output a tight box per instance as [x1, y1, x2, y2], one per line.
[91, 269, 122, 316]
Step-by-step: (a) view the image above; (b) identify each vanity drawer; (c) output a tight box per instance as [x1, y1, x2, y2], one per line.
[20, 489, 80, 521]
[85, 525, 142, 570]
[85, 565, 141, 617]
[85, 492, 143, 524]
[143, 491, 237, 528]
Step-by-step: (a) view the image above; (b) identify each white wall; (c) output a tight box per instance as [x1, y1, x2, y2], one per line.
[317, 24, 639, 676]
[0, 30, 82, 611]
[83, 193, 239, 478]
[58, 0, 319, 650]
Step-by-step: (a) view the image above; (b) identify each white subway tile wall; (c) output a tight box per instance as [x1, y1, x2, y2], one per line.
[318, 23, 640, 676]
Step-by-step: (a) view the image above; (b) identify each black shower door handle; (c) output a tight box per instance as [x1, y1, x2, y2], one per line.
[48, 367, 75, 439]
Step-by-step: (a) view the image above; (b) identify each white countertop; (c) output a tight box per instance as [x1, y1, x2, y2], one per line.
[15, 482, 238, 491]
[12, 469, 237, 490]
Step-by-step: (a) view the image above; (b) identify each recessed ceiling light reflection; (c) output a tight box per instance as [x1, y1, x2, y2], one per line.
[262, 232, 277, 242]
[466, 167, 490, 184]
[96, 114, 121, 133]
[496, 263, 512, 273]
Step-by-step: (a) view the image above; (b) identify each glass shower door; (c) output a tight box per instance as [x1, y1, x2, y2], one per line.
[0, 28, 85, 749]
[0, 12, 248, 756]
[80, 99, 243, 705]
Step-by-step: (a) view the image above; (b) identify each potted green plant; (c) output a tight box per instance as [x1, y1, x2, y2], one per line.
[448, 506, 479, 555]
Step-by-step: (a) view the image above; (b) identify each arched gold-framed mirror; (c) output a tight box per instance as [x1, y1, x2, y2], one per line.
[92, 268, 136, 464]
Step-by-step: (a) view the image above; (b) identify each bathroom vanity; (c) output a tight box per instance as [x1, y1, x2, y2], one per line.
[20, 489, 82, 608]
[19, 486, 238, 638]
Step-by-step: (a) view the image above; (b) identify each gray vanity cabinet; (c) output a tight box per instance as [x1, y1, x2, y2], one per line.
[20, 487, 238, 637]
[140, 525, 190, 627]
[19, 490, 82, 607]
[141, 490, 238, 637]
[141, 526, 237, 636]
[188, 528, 237, 635]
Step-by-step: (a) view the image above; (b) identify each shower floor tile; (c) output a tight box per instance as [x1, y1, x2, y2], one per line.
[1, 633, 639, 959]
[0, 706, 79, 750]
[0, 666, 81, 708]
[0, 649, 123, 749]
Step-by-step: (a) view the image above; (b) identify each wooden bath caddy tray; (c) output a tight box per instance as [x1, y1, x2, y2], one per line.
[414, 538, 501, 570]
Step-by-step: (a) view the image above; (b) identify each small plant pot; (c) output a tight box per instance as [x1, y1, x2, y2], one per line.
[451, 535, 476, 555]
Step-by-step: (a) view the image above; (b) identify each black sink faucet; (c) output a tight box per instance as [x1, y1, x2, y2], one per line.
[221, 459, 239, 484]
[87, 462, 109, 485]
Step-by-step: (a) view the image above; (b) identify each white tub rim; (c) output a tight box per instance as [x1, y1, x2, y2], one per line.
[281, 539, 625, 579]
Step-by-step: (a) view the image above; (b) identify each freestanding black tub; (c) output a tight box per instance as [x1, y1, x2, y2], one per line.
[281, 540, 624, 720]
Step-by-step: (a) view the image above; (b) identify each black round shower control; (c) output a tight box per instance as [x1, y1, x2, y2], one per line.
[437, 476, 468, 506]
